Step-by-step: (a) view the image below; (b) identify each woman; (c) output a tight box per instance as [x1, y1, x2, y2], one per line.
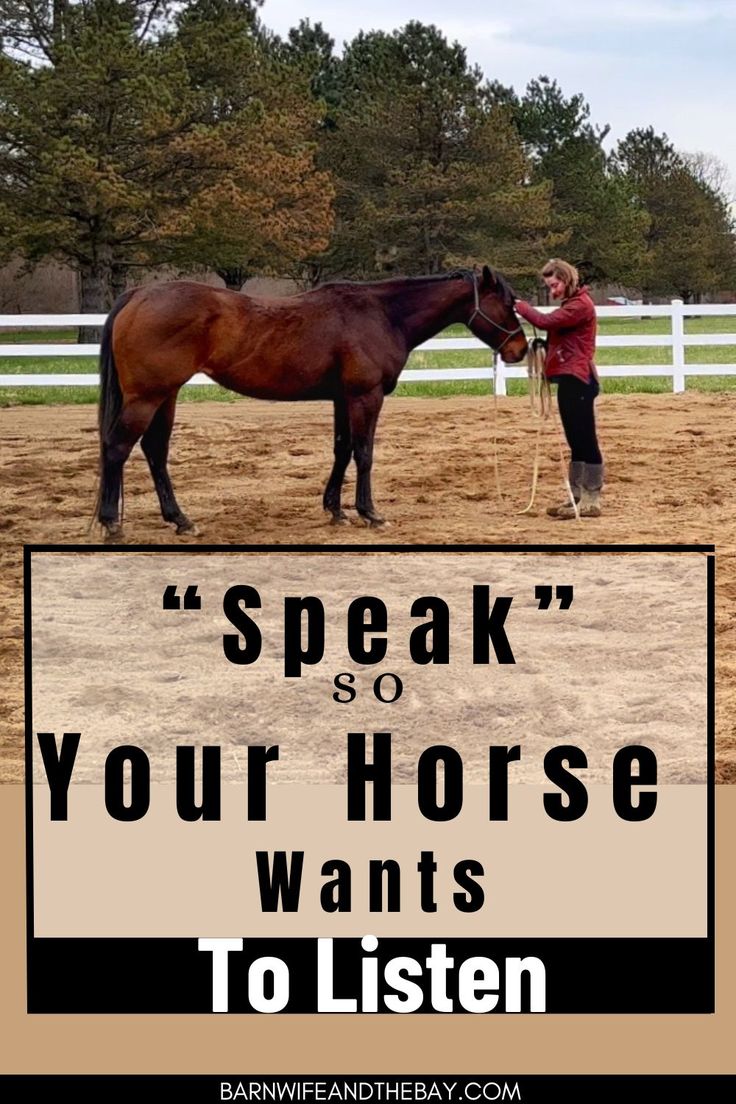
[514, 259, 604, 519]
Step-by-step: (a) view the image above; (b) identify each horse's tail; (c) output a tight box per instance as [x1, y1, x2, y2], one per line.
[92, 290, 136, 529]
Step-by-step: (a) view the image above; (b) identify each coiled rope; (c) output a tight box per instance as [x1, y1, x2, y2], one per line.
[492, 334, 580, 520]
[517, 336, 550, 514]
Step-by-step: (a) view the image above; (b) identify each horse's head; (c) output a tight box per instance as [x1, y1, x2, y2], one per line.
[466, 265, 528, 363]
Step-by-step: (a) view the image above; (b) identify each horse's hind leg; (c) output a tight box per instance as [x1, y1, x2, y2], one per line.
[141, 393, 195, 535]
[348, 386, 385, 526]
[323, 396, 352, 523]
[99, 398, 159, 540]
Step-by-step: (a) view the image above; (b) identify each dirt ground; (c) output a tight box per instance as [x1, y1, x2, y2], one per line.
[1, 392, 735, 781]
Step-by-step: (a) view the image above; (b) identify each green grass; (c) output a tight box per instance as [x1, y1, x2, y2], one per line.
[395, 376, 736, 398]
[0, 327, 79, 344]
[2, 315, 736, 405]
[0, 380, 241, 406]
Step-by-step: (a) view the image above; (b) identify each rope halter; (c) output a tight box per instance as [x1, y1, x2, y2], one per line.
[467, 273, 525, 357]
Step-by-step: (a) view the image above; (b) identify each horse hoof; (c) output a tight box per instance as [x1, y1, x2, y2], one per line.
[358, 514, 386, 528]
[103, 524, 123, 544]
[176, 519, 198, 535]
[329, 512, 349, 526]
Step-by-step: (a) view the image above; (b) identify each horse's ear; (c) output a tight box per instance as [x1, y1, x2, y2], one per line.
[482, 264, 496, 289]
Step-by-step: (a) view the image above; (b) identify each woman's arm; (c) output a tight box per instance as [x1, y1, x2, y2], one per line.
[515, 297, 593, 331]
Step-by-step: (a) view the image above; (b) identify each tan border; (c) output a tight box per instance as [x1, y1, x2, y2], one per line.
[2, 784, 733, 1075]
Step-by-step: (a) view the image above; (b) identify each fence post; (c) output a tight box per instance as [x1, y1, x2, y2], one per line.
[495, 355, 507, 397]
[671, 298, 685, 393]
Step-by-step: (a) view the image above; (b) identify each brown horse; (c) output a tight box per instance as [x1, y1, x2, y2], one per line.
[96, 265, 527, 538]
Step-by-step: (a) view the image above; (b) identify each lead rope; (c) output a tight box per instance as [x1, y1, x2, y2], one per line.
[467, 273, 523, 507]
[467, 275, 572, 515]
[517, 335, 547, 514]
[491, 350, 504, 503]
[517, 335, 580, 520]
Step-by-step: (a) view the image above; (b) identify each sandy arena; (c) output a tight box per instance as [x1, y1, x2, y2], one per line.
[1, 392, 735, 781]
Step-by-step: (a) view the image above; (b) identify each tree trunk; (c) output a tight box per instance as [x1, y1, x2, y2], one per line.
[110, 263, 128, 304]
[216, 266, 248, 291]
[294, 261, 323, 290]
[304, 261, 323, 288]
[77, 247, 112, 343]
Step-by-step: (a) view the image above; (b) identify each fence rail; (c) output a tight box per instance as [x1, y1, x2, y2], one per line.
[2, 299, 736, 394]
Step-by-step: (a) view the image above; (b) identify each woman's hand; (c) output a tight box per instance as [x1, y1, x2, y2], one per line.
[514, 300, 532, 320]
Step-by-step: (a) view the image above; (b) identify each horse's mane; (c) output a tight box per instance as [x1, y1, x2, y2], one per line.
[321, 267, 515, 303]
[390, 267, 516, 305]
[442, 267, 517, 304]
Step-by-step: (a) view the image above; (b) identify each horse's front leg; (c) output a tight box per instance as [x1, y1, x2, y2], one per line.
[323, 396, 352, 524]
[348, 385, 385, 526]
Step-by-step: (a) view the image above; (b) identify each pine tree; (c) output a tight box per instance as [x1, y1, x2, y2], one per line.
[613, 127, 735, 300]
[516, 77, 649, 289]
[317, 22, 553, 281]
[0, 0, 333, 328]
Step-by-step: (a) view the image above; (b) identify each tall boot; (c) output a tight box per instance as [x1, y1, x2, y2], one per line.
[547, 460, 585, 518]
[554, 462, 604, 519]
[579, 462, 604, 517]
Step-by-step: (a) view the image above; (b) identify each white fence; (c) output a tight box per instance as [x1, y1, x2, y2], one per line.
[1, 299, 735, 395]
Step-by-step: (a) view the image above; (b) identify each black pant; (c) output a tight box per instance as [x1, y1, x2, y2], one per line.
[555, 374, 602, 464]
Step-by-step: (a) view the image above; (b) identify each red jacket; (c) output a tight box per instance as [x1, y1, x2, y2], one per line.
[515, 287, 597, 383]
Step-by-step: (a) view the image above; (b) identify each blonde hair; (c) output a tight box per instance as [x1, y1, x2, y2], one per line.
[541, 259, 579, 297]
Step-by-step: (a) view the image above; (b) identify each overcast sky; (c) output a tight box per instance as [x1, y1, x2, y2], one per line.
[260, 0, 736, 198]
